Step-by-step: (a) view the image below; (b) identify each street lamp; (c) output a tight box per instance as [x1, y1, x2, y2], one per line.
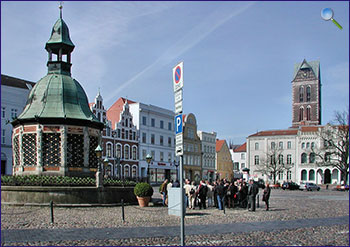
[146, 154, 152, 184]
[95, 144, 103, 188]
[103, 157, 109, 177]
[174, 159, 179, 181]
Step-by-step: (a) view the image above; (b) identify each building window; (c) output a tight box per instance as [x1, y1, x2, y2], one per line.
[168, 152, 172, 162]
[168, 122, 172, 131]
[287, 171, 292, 180]
[309, 170, 315, 180]
[302, 142, 305, 149]
[121, 129, 125, 139]
[151, 134, 155, 145]
[241, 153, 245, 160]
[142, 133, 146, 143]
[160, 120, 164, 129]
[299, 86, 304, 102]
[241, 163, 245, 169]
[278, 171, 283, 180]
[287, 141, 292, 149]
[151, 150, 155, 161]
[116, 144, 121, 158]
[124, 145, 130, 160]
[106, 143, 112, 158]
[279, 142, 283, 149]
[160, 135, 163, 146]
[301, 153, 307, 163]
[142, 149, 147, 160]
[306, 142, 310, 149]
[142, 116, 147, 125]
[151, 118, 155, 127]
[299, 107, 304, 121]
[255, 142, 259, 150]
[271, 142, 276, 150]
[306, 107, 311, 121]
[1, 107, 5, 119]
[254, 155, 259, 165]
[132, 166, 137, 178]
[132, 146, 137, 160]
[306, 86, 311, 102]
[1, 129, 5, 144]
[124, 165, 130, 178]
[301, 170, 307, 180]
[168, 137, 172, 147]
[278, 154, 283, 164]
[126, 130, 129, 140]
[117, 129, 121, 138]
[188, 128, 194, 139]
[311, 142, 315, 149]
[287, 154, 292, 164]
[11, 109, 17, 119]
[160, 152, 164, 161]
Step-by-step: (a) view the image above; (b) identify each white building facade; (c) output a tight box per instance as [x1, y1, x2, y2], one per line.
[129, 102, 177, 184]
[1, 75, 35, 175]
[246, 127, 342, 185]
[230, 143, 247, 177]
[197, 131, 216, 181]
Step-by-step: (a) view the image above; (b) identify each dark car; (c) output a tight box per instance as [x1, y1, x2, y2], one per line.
[282, 182, 300, 190]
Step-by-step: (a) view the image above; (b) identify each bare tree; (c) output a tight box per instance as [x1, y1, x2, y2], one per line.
[312, 110, 349, 184]
[255, 147, 294, 185]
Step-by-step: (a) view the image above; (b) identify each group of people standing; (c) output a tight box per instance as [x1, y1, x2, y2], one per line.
[159, 177, 271, 211]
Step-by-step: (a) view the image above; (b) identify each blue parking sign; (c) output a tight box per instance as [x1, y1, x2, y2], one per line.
[175, 114, 183, 134]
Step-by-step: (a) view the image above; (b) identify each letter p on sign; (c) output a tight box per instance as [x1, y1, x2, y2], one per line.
[175, 114, 183, 135]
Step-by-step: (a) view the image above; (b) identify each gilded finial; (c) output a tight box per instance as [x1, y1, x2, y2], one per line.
[59, 2, 63, 19]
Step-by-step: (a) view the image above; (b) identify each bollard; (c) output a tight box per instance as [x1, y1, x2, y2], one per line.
[257, 195, 259, 208]
[121, 199, 125, 223]
[50, 200, 54, 224]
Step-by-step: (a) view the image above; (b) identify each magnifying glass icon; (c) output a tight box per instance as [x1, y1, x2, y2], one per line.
[321, 8, 342, 30]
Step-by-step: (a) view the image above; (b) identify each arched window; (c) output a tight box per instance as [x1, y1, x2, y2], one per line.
[301, 153, 307, 163]
[124, 145, 130, 160]
[309, 170, 315, 180]
[255, 142, 259, 150]
[124, 165, 130, 178]
[306, 106, 311, 120]
[116, 144, 122, 159]
[299, 107, 304, 121]
[132, 165, 137, 178]
[301, 170, 307, 180]
[106, 143, 112, 158]
[132, 146, 137, 160]
[299, 86, 304, 102]
[309, 153, 315, 163]
[306, 86, 311, 102]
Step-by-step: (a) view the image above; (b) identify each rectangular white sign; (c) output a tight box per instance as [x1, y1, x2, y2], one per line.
[175, 101, 183, 114]
[173, 62, 184, 92]
[176, 133, 183, 145]
[176, 144, 183, 156]
[174, 89, 183, 103]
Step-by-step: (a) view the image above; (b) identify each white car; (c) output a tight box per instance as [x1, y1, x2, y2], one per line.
[299, 182, 320, 191]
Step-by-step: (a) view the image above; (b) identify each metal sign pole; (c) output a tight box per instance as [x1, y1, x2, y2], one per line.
[180, 154, 185, 246]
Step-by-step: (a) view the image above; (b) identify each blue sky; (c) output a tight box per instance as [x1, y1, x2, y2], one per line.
[1, 1, 349, 144]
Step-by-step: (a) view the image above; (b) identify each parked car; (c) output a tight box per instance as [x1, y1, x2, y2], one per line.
[299, 182, 320, 191]
[336, 184, 349, 191]
[282, 181, 300, 190]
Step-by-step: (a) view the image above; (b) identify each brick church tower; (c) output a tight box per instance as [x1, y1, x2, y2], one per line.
[291, 59, 321, 127]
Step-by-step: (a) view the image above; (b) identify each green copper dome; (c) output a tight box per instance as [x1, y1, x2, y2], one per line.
[12, 15, 103, 130]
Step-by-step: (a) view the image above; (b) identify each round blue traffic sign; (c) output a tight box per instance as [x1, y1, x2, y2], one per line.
[175, 66, 181, 84]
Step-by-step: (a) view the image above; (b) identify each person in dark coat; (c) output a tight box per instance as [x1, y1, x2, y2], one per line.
[197, 180, 208, 209]
[239, 181, 248, 208]
[215, 180, 225, 210]
[247, 178, 258, 211]
[262, 183, 271, 211]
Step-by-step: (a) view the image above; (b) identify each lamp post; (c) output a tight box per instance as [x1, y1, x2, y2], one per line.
[146, 154, 152, 184]
[103, 157, 109, 177]
[174, 159, 179, 181]
[95, 145, 103, 188]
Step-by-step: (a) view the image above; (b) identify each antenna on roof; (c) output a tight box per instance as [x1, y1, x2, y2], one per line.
[59, 1, 63, 19]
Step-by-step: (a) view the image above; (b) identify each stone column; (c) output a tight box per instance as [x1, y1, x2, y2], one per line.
[83, 127, 89, 168]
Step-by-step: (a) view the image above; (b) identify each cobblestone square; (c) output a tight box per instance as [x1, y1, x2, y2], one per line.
[1, 188, 349, 246]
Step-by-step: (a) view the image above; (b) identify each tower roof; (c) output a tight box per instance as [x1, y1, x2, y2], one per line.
[292, 59, 320, 81]
[45, 18, 75, 54]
